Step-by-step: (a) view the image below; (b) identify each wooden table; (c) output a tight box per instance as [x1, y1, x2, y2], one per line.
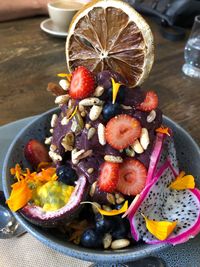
[0, 16, 199, 145]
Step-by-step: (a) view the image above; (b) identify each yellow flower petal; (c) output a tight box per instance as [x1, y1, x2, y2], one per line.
[6, 180, 32, 212]
[81, 201, 128, 216]
[156, 126, 170, 136]
[111, 78, 122, 104]
[68, 105, 78, 120]
[142, 214, 177, 241]
[169, 171, 195, 190]
[57, 73, 72, 81]
[98, 200, 128, 216]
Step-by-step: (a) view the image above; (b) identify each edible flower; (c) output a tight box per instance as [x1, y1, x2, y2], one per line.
[156, 126, 170, 136]
[81, 200, 128, 216]
[169, 171, 195, 190]
[57, 73, 72, 81]
[111, 78, 121, 104]
[6, 180, 32, 212]
[68, 105, 78, 120]
[141, 213, 177, 241]
[7, 164, 58, 212]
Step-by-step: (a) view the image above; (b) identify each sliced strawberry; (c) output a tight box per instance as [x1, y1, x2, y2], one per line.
[105, 114, 141, 150]
[24, 139, 51, 168]
[138, 91, 158, 111]
[69, 66, 95, 99]
[98, 162, 119, 193]
[117, 159, 147, 196]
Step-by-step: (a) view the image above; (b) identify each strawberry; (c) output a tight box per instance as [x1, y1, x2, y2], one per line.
[69, 66, 95, 99]
[98, 162, 119, 193]
[24, 139, 51, 168]
[105, 114, 141, 150]
[117, 159, 147, 196]
[138, 91, 158, 111]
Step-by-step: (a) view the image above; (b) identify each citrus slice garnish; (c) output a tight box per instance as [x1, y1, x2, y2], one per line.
[66, 0, 154, 87]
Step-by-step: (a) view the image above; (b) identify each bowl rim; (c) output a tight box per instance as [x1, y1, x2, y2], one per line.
[2, 107, 200, 263]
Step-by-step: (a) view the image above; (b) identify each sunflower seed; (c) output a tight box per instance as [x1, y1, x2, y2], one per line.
[93, 85, 104, 97]
[97, 123, 106, 145]
[87, 168, 94, 174]
[78, 104, 85, 112]
[125, 147, 135, 157]
[140, 128, 150, 150]
[107, 193, 115, 205]
[49, 128, 54, 134]
[131, 139, 144, 154]
[103, 233, 112, 249]
[89, 105, 103, 121]
[59, 79, 69, 90]
[68, 99, 76, 108]
[49, 151, 62, 162]
[81, 111, 87, 117]
[55, 94, 70, 105]
[121, 104, 132, 110]
[104, 155, 123, 163]
[79, 97, 103, 106]
[102, 205, 112, 211]
[61, 117, 69, 125]
[50, 144, 57, 152]
[87, 127, 96, 140]
[89, 181, 97, 197]
[147, 110, 156, 123]
[51, 114, 58, 128]
[61, 132, 74, 151]
[111, 239, 130, 250]
[45, 136, 52, 145]
[116, 196, 125, 204]
[85, 123, 91, 130]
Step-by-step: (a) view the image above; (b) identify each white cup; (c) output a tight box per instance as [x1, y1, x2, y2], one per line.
[47, 0, 85, 32]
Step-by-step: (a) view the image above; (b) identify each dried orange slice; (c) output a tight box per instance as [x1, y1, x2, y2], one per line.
[66, 0, 154, 87]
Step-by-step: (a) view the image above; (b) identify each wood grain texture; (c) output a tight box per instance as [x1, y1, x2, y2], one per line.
[0, 16, 199, 145]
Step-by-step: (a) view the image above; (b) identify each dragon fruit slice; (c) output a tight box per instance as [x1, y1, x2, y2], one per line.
[128, 160, 200, 245]
[146, 132, 179, 185]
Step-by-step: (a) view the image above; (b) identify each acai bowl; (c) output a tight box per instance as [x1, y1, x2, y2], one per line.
[2, 0, 200, 265]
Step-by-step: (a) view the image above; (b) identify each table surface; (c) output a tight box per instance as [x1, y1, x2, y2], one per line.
[0, 15, 200, 148]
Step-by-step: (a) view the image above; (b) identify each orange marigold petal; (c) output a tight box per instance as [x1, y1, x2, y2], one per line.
[156, 126, 170, 136]
[6, 180, 32, 212]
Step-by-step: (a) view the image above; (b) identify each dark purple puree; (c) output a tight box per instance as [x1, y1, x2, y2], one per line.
[52, 70, 162, 186]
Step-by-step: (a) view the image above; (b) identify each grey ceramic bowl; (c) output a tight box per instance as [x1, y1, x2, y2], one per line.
[2, 108, 200, 264]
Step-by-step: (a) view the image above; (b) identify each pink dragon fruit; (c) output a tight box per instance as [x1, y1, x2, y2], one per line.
[128, 132, 200, 245]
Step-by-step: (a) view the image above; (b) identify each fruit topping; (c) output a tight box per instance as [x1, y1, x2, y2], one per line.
[105, 114, 142, 150]
[95, 213, 113, 233]
[24, 139, 51, 168]
[102, 102, 122, 121]
[80, 228, 102, 248]
[66, 0, 154, 87]
[106, 84, 125, 104]
[98, 162, 119, 193]
[56, 163, 78, 185]
[138, 91, 158, 112]
[117, 159, 147, 196]
[69, 66, 95, 99]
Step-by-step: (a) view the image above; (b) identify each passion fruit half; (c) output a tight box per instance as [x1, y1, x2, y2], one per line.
[20, 176, 88, 227]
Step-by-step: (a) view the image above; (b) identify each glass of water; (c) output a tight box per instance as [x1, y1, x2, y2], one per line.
[182, 15, 200, 78]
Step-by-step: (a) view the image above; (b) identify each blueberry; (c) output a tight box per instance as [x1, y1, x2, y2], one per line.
[95, 214, 113, 233]
[80, 228, 102, 248]
[107, 86, 125, 103]
[56, 164, 78, 185]
[111, 216, 130, 239]
[102, 103, 121, 121]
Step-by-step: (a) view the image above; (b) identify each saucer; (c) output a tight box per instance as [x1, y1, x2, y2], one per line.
[40, 18, 68, 38]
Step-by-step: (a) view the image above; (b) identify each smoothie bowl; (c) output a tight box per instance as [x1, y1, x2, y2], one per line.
[2, 0, 200, 264]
